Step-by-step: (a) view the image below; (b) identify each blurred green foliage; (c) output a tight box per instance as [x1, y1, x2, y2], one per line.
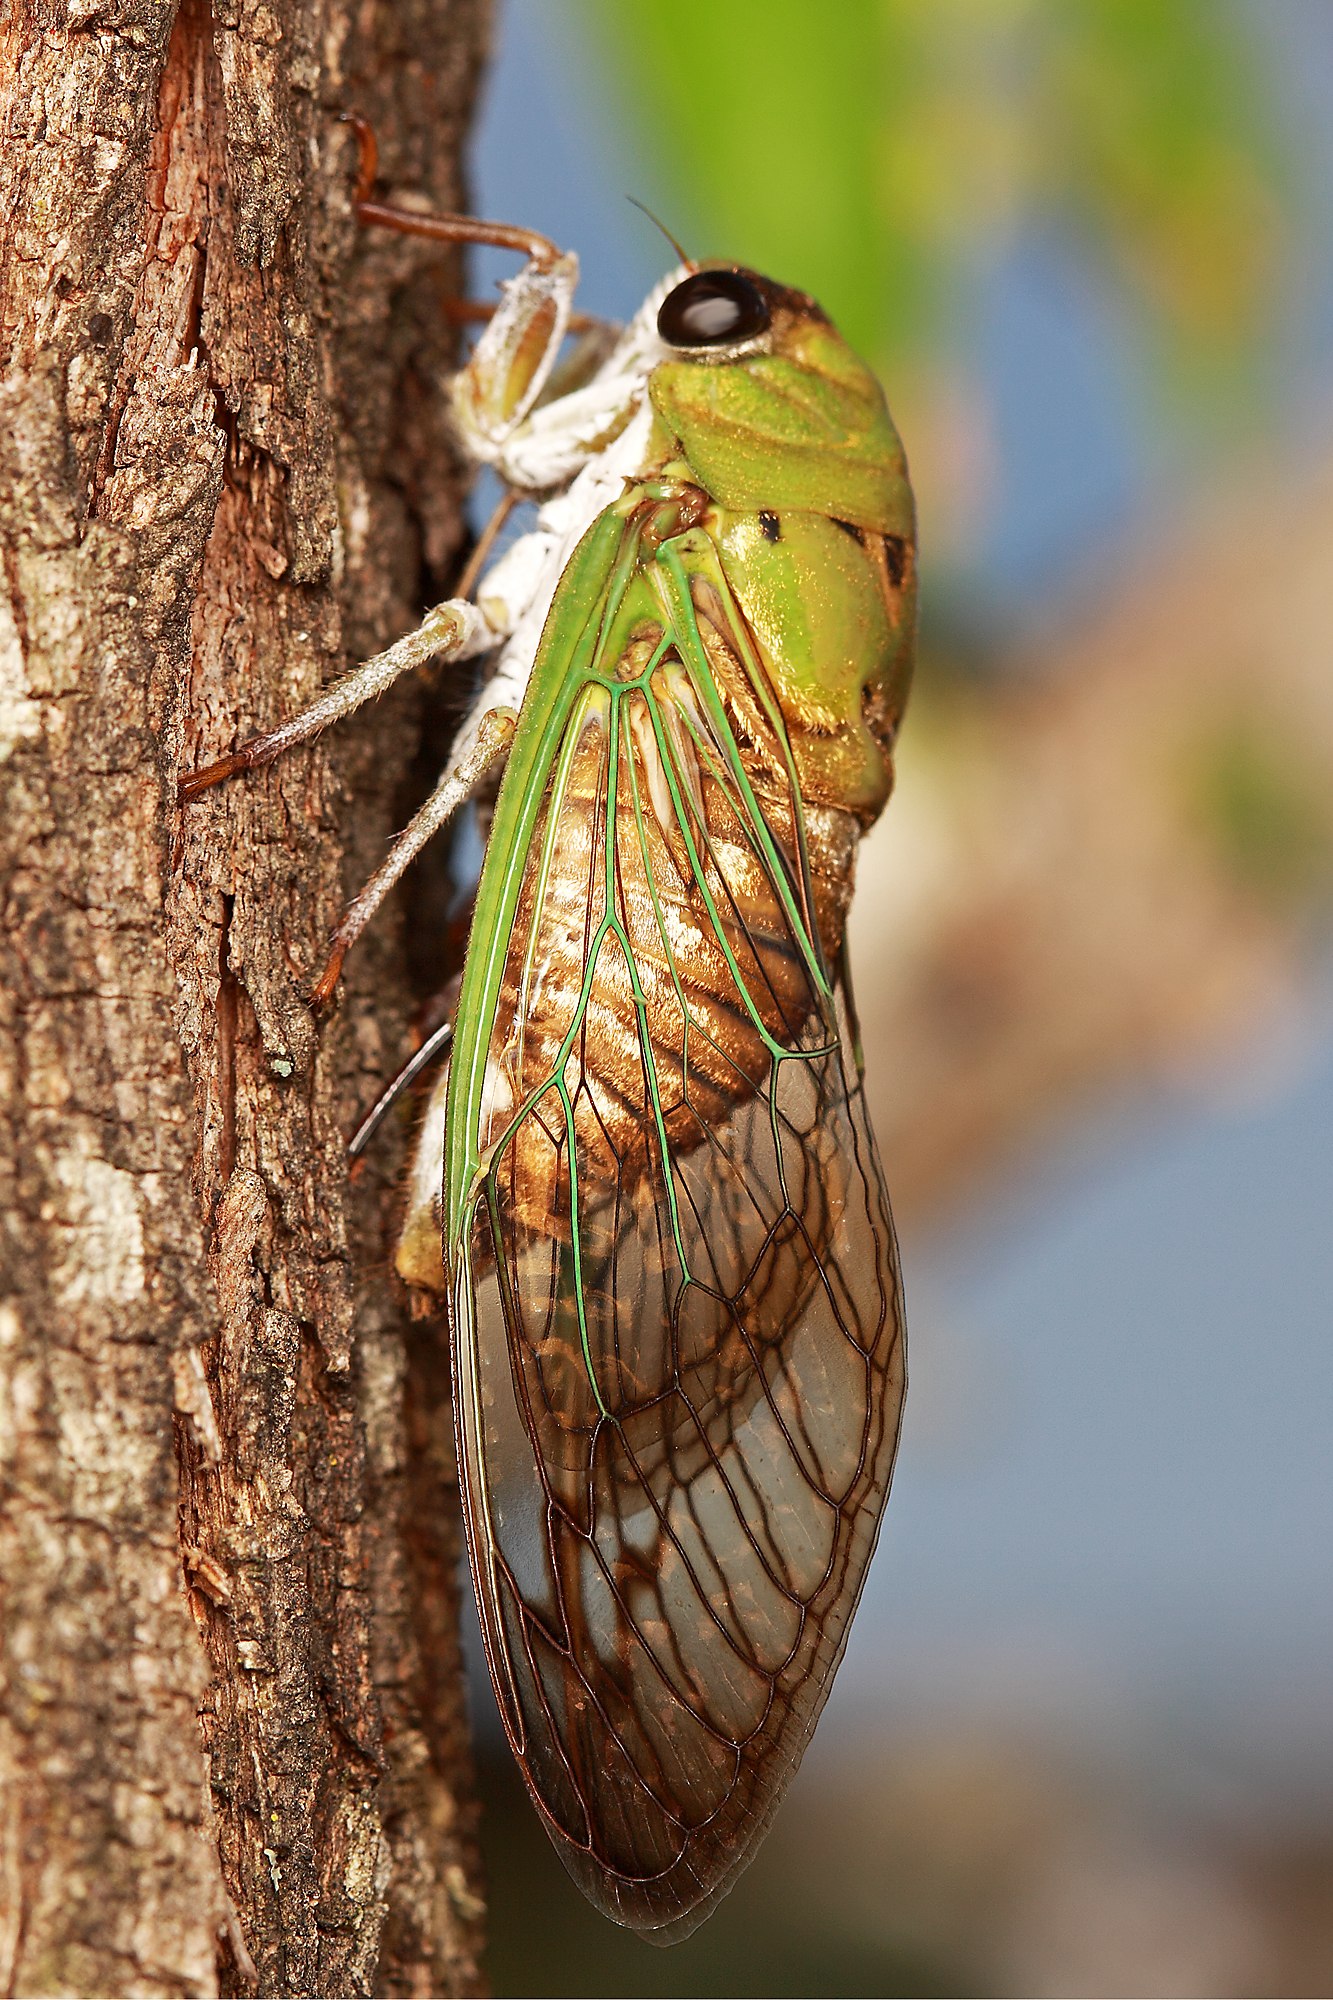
[1189, 718, 1333, 901]
[570, 0, 1289, 392]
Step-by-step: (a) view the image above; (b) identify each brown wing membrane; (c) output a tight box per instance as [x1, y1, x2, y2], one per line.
[452, 557, 905, 1941]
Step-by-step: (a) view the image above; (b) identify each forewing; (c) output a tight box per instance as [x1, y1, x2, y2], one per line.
[450, 526, 905, 1941]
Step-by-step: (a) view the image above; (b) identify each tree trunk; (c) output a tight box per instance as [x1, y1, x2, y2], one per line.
[0, 2, 490, 1992]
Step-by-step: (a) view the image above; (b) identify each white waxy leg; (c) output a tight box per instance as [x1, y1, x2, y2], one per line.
[452, 252, 580, 460]
[311, 707, 515, 1003]
[178, 519, 563, 997]
[396, 1059, 453, 1291]
[179, 597, 497, 801]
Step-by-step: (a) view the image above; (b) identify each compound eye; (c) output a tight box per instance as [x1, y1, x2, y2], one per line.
[657, 269, 770, 348]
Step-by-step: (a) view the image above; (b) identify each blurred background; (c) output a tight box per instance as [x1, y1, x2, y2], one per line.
[462, 3, 1333, 1992]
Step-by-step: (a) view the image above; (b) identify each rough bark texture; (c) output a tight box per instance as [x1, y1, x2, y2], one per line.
[0, 2, 490, 1993]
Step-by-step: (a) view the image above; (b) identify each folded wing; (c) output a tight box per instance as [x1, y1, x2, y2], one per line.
[450, 524, 905, 1940]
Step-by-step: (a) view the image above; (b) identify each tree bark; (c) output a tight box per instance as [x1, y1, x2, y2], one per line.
[0, 2, 490, 1993]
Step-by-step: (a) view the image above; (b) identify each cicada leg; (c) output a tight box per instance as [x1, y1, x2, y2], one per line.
[348, 1015, 455, 1161]
[178, 121, 592, 1003]
[344, 111, 562, 267]
[309, 706, 514, 1005]
[178, 578, 518, 1001]
[178, 597, 497, 803]
[342, 113, 587, 476]
[179, 604, 514, 1003]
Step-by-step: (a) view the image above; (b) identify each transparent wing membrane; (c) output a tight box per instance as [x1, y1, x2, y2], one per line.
[450, 517, 904, 1939]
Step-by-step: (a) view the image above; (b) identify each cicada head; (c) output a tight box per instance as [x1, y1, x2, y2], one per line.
[649, 265, 917, 821]
[649, 263, 912, 536]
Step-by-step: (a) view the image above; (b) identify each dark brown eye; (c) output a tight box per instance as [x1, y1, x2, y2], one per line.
[657, 269, 770, 348]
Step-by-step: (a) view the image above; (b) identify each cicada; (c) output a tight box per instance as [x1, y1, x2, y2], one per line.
[184, 126, 914, 1942]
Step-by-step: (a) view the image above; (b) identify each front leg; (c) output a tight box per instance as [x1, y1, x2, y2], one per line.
[344, 114, 657, 496]
[343, 113, 585, 482]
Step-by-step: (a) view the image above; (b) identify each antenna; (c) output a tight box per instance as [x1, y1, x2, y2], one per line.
[626, 197, 697, 273]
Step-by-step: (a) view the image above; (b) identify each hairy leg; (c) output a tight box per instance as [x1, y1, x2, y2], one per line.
[311, 707, 515, 1004]
[179, 597, 496, 802]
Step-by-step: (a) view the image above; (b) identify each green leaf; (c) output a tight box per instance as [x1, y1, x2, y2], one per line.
[569, 0, 1291, 392]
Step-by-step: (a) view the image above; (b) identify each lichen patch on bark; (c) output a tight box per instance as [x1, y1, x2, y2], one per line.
[46, 1145, 147, 1307]
[0, 591, 42, 761]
